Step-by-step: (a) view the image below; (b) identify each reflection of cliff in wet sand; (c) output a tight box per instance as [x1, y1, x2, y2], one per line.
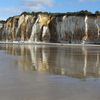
[3, 44, 100, 78]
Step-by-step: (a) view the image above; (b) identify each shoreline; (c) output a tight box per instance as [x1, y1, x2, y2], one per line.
[0, 41, 100, 47]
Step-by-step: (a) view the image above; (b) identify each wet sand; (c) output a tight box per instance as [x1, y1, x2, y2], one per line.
[0, 45, 100, 100]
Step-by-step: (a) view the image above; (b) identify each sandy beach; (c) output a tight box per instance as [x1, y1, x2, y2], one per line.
[0, 44, 100, 100]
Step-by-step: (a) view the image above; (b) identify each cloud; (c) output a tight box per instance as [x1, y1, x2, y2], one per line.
[79, 0, 100, 2]
[0, 0, 55, 20]
[0, 7, 22, 14]
[21, 0, 54, 11]
[0, 7, 23, 20]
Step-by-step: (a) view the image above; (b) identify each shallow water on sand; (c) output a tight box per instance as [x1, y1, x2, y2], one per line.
[0, 44, 100, 100]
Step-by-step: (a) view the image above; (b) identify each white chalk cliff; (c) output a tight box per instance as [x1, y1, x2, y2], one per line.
[0, 12, 100, 44]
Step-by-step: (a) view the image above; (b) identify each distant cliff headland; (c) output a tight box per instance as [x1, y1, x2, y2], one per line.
[0, 10, 100, 44]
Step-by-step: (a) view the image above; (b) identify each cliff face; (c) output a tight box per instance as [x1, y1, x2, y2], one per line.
[0, 13, 100, 44]
[0, 21, 5, 40]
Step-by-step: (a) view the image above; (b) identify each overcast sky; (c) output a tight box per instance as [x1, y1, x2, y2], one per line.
[0, 0, 100, 20]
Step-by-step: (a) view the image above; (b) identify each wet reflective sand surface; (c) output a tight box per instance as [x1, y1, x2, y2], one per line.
[0, 44, 100, 100]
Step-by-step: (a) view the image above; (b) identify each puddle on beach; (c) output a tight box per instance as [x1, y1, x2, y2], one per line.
[0, 44, 100, 100]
